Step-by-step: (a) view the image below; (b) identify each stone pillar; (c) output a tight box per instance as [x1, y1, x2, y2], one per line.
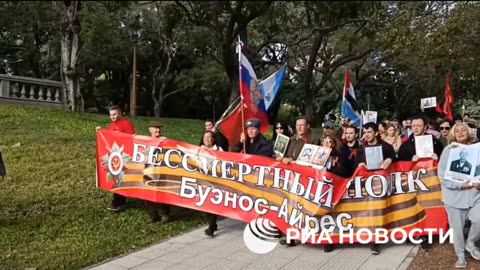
[0, 79, 10, 97]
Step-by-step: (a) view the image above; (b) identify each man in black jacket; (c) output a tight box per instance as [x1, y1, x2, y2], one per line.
[233, 118, 273, 157]
[340, 125, 361, 178]
[450, 149, 472, 175]
[397, 116, 443, 251]
[199, 119, 229, 151]
[355, 122, 396, 171]
[397, 116, 444, 162]
[355, 122, 396, 255]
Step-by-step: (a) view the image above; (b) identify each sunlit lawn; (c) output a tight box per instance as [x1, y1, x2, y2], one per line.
[0, 104, 209, 270]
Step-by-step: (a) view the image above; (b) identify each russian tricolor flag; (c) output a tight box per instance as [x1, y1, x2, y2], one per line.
[239, 51, 269, 133]
[341, 70, 362, 127]
[216, 39, 286, 146]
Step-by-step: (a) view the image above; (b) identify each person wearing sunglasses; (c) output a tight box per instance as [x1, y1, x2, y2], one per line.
[271, 120, 293, 142]
[439, 120, 452, 146]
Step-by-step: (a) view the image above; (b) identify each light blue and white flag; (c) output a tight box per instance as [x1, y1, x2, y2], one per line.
[259, 65, 287, 111]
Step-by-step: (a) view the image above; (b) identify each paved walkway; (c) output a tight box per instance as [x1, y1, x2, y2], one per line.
[86, 218, 418, 270]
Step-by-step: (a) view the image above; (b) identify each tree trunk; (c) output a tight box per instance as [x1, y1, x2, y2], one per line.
[153, 79, 168, 118]
[304, 93, 315, 124]
[59, 0, 84, 112]
[153, 96, 163, 117]
[302, 32, 323, 124]
[223, 44, 240, 105]
[151, 52, 173, 118]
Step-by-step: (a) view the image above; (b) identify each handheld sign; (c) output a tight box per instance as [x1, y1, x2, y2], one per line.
[415, 135, 434, 159]
[421, 97, 437, 109]
[273, 133, 290, 157]
[445, 142, 480, 183]
[362, 111, 378, 124]
[296, 144, 319, 166]
[365, 145, 384, 170]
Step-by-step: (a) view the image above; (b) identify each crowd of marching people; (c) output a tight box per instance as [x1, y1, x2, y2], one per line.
[269, 112, 480, 268]
[97, 104, 480, 269]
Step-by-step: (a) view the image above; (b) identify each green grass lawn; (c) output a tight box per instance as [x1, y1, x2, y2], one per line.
[0, 105, 210, 270]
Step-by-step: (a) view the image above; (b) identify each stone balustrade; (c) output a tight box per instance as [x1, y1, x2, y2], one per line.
[0, 74, 64, 108]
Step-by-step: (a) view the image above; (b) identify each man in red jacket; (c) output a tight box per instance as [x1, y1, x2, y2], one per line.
[96, 105, 136, 212]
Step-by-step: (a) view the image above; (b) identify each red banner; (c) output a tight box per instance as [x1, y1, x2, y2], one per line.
[96, 130, 448, 244]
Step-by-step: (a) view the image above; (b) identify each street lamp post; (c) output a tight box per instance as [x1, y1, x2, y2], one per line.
[128, 29, 140, 116]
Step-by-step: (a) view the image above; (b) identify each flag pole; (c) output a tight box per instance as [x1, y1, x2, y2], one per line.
[341, 68, 346, 134]
[214, 96, 241, 128]
[237, 36, 246, 153]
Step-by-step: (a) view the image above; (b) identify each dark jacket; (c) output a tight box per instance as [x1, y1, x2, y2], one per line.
[233, 134, 274, 158]
[439, 136, 448, 147]
[340, 140, 360, 178]
[397, 133, 444, 161]
[0, 149, 5, 177]
[327, 148, 349, 178]
[284, 132, 322, 161]
[355, 139, 396, 168]
[199, 131, 229, 152]
[450, 159, 472, 175]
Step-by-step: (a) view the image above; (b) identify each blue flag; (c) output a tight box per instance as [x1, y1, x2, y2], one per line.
[259, 65, 287, 111]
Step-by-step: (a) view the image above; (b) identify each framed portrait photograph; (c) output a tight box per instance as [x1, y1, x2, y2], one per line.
[296, 144, 319, 166]
[415, 135, 434, 159]
[310, 146, 332, 168]
[273, 133, 290, 157]
[445, 143, 480, 183]
[474, 149, 480, 180]
[365, 145, 384, 170]
[421, 97, 437, 109]
[362, 111, 378, 124]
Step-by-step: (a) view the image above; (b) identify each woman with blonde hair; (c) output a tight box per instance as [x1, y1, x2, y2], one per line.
[393, 121, 403, 137]
[383, 123, 402, 153]
[438, 122, 480, 268]
[378, 122, 388, 139]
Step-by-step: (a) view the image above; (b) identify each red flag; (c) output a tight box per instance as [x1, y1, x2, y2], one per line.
[436, 73, 454, 121]
[217, 101, 244, 148]
[217, 99, 270, 149]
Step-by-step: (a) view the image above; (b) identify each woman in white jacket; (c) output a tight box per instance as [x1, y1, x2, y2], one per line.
[201, 131, 223, 237]
[438, 122, 480, 268]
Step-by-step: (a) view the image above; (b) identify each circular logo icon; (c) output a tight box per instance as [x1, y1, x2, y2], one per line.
[243, 218, 280, 254]
[108, 152, 124, 176]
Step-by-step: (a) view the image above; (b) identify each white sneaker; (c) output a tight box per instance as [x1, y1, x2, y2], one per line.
[455, 257, 466, 268]
[466, 245, 480, 260]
